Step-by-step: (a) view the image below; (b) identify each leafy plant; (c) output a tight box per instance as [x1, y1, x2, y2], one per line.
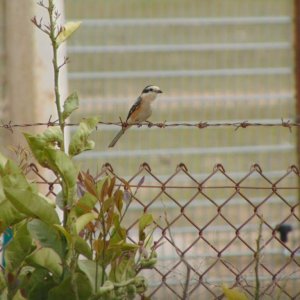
[222, 284, 248, 300]
[0, 1, 157, 299]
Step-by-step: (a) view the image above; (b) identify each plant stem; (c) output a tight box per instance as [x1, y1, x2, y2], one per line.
[48, 1, 64, 144]
[70, 250, 80, 300]
[101, 218, 107, 286]
[254, 218, 263, 300]
[95, 257, 99, 293]
[47, 0, 68, 227]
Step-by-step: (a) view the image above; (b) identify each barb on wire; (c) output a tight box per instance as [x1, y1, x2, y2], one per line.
[0, 118, 298, 131]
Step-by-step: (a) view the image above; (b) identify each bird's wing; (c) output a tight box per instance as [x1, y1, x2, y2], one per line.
[126, 96, 142, 122]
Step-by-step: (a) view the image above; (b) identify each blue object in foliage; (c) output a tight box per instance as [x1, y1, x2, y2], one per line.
[2, 228, 13, 268]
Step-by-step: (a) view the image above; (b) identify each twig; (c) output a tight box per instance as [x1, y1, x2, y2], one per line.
[164, 211, 191, 300]
[254, 217, 263, 300]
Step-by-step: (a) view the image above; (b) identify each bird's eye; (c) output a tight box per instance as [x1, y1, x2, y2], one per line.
[149, 88, 153, 92]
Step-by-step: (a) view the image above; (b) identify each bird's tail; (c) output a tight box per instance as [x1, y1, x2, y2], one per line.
[108, 128, 127, 147]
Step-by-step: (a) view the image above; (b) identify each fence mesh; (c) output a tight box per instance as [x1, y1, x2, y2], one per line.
[28, 162, 300, 299]
[64, 2, 299, 297]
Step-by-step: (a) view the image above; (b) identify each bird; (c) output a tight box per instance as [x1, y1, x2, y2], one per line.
[108, 85, 162, 147]
[276, 224, 293, 243]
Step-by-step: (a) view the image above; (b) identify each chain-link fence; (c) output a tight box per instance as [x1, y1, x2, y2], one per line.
[27, 161, 300, 299]
[63, 2, 300, 297]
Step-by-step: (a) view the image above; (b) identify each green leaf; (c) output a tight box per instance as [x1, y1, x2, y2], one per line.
[77, 260, 102, 293]
[27, 220, 67, 259]
[48, 273, 92, 300]
[0, 199, 26, 234]
[25, 129, 77, 205]
[118, 242, 139, 252]
[56, 21, 82, 46]
[4, 224, 32, 272]
[74, 236, 92, 260]
[23, 268, 56, 300]
[68, 117, 100, 157]
[53, 224, 72, 244]
[94, 280, 114, 296]
[139, 213, 153, 233]
[0, 152, 7, 173]
[222, 284, 248, 300]
[55, 191, 64, 210]
[62, 92, 79, 121]
[26, 248, 63, 278]
[12, 290, 26, 300]
[4, 188, 60, 225]
[110, 215, 126, 245]
[140, 251, 157, 269]
[0, 271, 6, 293]
[1, 160, 35, 191]
[0, 179, 5, 204]
[24, 128, 63, 168]
[109, 253, 136, 282]
[75, 192, 98, 216]
[75, 212, 96, 234]
[43, 149, 77, 205]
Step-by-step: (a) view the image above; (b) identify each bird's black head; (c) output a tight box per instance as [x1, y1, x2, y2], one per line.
[141, 85, 162, 94]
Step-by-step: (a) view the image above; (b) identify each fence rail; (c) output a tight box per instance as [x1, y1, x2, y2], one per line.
[68, 42, 291, 54]
[76, 16, 292, 27]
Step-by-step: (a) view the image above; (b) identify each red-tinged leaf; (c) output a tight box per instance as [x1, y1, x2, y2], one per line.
[107, 177, 116, 197]
[93, 239, 104, 255]
[106, 209, 114, 230]
[114, 189, 123, 213]
[100, 178, 109, 202]
[103, 197, 114, 212]
[82, 172, 97, 197]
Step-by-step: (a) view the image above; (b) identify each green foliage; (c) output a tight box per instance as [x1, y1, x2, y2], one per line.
[48, 272, 92, 300]
[0, 161, 157, 299]
[27, 220, 67, 259]
[0, 2, 157, 299]
[4, 189, 59, 225]
[222, 285, 248, 300]
[4, 223, 32, 273]
[68, 117, 100, 157]
[26, 248, 63, 279]
[56, 21, 82, 46]
[62, 92, 79, 122]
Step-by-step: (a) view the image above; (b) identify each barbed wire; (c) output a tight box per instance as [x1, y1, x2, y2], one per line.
[0, 117, 297, 132]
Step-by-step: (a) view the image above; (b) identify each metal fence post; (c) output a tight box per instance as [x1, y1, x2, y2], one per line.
[294, 0, 300, 217]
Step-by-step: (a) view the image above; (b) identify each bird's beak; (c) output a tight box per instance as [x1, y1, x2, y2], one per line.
[158, 90, 163, 94]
